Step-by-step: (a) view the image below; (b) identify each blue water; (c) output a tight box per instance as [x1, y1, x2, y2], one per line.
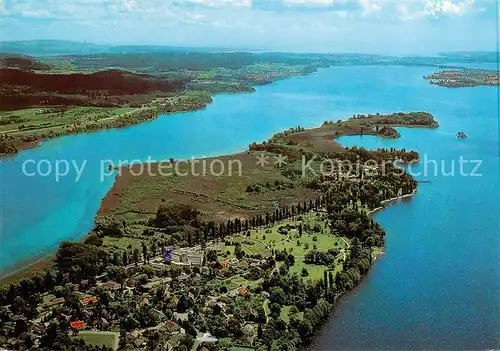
[1, 65, 499, 348]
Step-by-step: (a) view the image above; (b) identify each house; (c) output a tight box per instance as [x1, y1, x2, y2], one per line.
[187, 254, 203, 266]
[100, 281, 121, 290]
[166, 320, 180, 333]
[196, 332, 218, 343]
[177, 273, 189, 282]
[150, 308, 166, 323]
[219, 259, 230, 269]
[170, 248, 204, 267]
[44, 297, 65, 308]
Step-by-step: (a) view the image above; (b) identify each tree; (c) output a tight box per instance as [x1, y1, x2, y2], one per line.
[122, 250, 128, 266]
[234, 244, 245, 259]
[293, 318, 313, 343]
[269, 287, 286, 305]
[150, 241, 157, 257]
[301, 268, 309, 277]
[270, 302, 281, 316]
[154, 203, 199, 228]
[43, 270, 55, 291]
[141, 242, 148, 264]
[206, 249, 217, 262]
[94, 217, 124, 238]
[56, 242, 108, 278]
[83, 233, 103, 247]
[132, 248, 140, 266]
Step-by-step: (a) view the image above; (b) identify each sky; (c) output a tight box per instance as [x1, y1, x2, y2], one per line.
[0, 0, 498, 54]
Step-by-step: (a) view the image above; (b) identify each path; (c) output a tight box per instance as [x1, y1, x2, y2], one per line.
[340, 237, 350, 261]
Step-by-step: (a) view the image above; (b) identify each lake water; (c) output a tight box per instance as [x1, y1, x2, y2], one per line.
[1, 65, 498, 349]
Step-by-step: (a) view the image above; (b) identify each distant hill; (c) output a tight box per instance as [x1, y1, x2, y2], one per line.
[0, 69, 186, 94]
[0, 40, 243, 56]
[0, 40, 110, 56]
[0, 54, 52, 70]
[0, 68, 189, 110]
[438, 51, 499, 63]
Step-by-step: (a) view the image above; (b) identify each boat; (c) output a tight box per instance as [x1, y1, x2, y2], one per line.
[456, 132, 468, 139]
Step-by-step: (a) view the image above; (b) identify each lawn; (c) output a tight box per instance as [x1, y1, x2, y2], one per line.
[263, 299, 270, 319]
[222, 275, 250, 291]
[102, 236, 144, 250]
[248, 213, 346, 258]
[280, 305, 304, 323]
[230, 346, 255, 351]
[100, 151, 318, 223]
[212, 213, 348, 284]
[232, 236, 271, 257]
[78, 331, 120, 351]
[288, 257, 333, 282]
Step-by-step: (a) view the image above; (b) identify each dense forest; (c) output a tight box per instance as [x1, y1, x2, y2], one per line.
[0, 69, 189, 110]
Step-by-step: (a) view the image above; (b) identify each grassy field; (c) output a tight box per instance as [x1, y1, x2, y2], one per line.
[102, 236, 144, 250]
[78, 331, 120, 351]
[214, 213, 348, 288]
[100, 151, 319, 223]
[0, 106, 135, 135]
[230, 346, 255, 351]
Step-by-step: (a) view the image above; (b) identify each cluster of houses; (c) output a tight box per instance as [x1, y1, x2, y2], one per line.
[1, 240, 277, 350]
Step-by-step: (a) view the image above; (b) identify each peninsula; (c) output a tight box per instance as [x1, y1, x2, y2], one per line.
[425, 69, 500, 88]
[0, 112, 438, 351]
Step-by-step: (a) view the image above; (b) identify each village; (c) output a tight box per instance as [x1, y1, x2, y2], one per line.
[0, 210, 361, 351]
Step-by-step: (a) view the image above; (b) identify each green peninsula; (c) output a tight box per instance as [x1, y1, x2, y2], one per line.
[425, 69, 500, 88]
[0, 112, 438, 351]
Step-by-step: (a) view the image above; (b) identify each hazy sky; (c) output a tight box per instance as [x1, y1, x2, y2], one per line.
[0, 0, 498, 54]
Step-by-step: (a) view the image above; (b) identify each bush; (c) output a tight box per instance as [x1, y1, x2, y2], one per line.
[234, 244, 245, 259]
[94, 217, 124, 238]
[84, 233, 103, 247]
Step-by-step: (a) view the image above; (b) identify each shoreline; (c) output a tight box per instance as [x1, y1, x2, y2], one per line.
[0, 253, 55, 285]
[367, 189, 418, 216]
[1, 124, 422, 282]
[0, 152, 413, 283]
[0, 100, 212, 158]
[0, 69, 321, 158]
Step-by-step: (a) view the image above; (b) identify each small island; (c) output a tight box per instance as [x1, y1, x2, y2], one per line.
[425, 69, 500, 88]
[321, 112, 438, 141]
[376, 126, 400, 138]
